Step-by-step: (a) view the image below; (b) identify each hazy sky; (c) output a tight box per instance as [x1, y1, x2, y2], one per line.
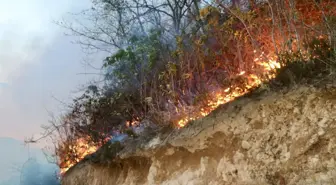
[0, 0, 101, 141]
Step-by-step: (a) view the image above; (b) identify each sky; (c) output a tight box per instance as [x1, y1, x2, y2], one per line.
[0, 0, 102, 142]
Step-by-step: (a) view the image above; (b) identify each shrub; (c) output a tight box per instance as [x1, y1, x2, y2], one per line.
[53, 0, 336, 173]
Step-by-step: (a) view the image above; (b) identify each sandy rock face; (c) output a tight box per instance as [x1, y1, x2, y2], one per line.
[62, 84, 336, 185]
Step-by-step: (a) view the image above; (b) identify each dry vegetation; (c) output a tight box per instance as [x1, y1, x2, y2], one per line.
[29, 0, 336, 174]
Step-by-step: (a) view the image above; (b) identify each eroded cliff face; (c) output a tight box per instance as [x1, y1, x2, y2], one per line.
[62, 83, 336, 185]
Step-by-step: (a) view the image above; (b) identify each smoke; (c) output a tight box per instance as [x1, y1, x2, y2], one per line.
[19, 158, 60, 185]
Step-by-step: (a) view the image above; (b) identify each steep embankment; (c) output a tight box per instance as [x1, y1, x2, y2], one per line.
[62, 80, 336, 185]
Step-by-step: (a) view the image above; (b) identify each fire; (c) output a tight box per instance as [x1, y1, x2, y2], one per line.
[176, 52, 281, 127]
[126, 119, 140, 127]
[59, 137, 100, 174]
[59, 119, 140, 175]
[58, 52, 282, 174]
[55, 0, 336, 175]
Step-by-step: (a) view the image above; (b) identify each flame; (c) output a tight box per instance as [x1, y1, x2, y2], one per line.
[59, 119, 140, 175]
[126, 118, 140, 127]
[59, 52, 282, 174]
[59, 137, 100, 174]
[56, 0, 336, 175]
[176, 53, 281, 128]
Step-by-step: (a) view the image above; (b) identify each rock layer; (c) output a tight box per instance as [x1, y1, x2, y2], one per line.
[62, 83, 336, 185]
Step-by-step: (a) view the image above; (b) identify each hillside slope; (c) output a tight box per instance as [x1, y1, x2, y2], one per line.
[62, 80, 336, 185]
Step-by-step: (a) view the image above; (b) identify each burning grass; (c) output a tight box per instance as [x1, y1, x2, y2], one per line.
[57, 137, 101, 174]
[55, 0, 336, 175]
[176, 52, 281, 127]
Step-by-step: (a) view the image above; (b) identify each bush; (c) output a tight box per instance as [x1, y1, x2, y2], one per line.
[52, 0, 336, 173]
[274, 38, 336, 86]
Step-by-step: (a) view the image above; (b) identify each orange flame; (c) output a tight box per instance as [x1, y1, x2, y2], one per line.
[176, 53, 281, 127]
[59, 119, 140, 175]
[59, 137, 100, 174]
[59, 52, 281, 174]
